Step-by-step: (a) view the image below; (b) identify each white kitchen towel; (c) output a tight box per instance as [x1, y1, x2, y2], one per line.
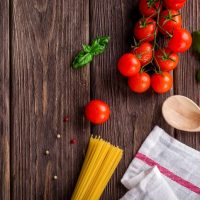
[120, 166, 178, 200]
[121, 126, 200, 200]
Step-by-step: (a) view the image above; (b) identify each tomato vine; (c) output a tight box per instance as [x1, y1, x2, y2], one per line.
[117, 0, 192, 94]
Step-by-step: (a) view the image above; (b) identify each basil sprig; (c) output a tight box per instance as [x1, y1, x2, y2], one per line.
[192, 30, 200, 82]
[72, 36, 110, 69]
[196, 70, 200, 83]
[192, 30, 200, 54]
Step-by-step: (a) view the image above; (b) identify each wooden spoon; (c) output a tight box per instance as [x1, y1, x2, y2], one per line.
[162, 95, 200, 132]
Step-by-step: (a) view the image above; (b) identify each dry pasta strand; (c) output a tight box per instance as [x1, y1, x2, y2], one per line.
[71, 136, 123, 200]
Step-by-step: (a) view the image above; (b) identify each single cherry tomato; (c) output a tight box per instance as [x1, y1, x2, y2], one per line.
[132, 42, 153, 66]
[154, 48, 179, 71]
[128, 72, 151, 93]
[159, 9, 182, 35]
[139, 0, 161, 17]
[134, 18, 157, 42]
[164, 0, 186, 10]
[151, 72, 173, 93]
[118, 53, 141, 77]
[167, 28, 192, 53]
[85, 100, 110, 124]
[171, 0, 186, 3]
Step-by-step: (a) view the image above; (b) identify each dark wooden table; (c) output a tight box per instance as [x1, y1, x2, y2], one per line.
[0, 0, 200, 199]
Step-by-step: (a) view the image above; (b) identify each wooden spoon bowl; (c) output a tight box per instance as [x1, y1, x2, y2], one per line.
[162, 95, 200, 132]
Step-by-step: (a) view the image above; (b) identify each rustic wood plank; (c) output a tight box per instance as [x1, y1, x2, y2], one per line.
[174, 0, 200, 151]
[9, 0, 200, 199]
[0, 0, 10, 200]
[90, 0, 174, 199]
[11, 0, 90, 199]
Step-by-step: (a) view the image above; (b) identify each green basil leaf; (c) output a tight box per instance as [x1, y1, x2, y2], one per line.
[72, 51, 93, 69]
[91, 36, 110, 55]
[82, 44, 92, 53]
[192, 30, 200, 54]
[72, 36, 110, 69]
[91, 36, 110, 47]
[196, 70, 200, 83]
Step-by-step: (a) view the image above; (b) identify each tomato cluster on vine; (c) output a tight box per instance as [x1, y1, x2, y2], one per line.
[117, 0, 192, 94]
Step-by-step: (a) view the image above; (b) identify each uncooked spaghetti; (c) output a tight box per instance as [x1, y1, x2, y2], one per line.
[71, 136, 123, 200]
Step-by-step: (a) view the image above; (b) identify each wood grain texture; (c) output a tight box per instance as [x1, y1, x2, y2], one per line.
[0, 0, 198, 199]
[11, 0, 90, 199]
[90, 0, 173, 199]
[174, 0, 200, 151]
[0, 0, 10, 200]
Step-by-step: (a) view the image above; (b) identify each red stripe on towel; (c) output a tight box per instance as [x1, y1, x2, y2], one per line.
[136, 152, 200, 195]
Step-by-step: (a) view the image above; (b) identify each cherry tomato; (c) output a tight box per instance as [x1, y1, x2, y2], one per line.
[167, 28, 192, 53]
[159, 10, 182, 35]
[128, 72, 151, 93]
[132, 42, 153, 66]
[139, 0, 161, 17]
[164, 0, 186, 10]
[118, 53, 141, 77]
[154, 48, 179, 71]
[134, 18, 157, 42]
[85, 100, 110, 124]
[151, 72, 173, 93]
[171, 0, 186, 3]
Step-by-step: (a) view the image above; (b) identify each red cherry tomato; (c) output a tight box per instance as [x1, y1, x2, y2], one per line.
[171, 0, 186, 3]
[134, 18, 157, 42]
[132, 42, 153, 66]
[118, 53, 141, 77]
[159, 9, 182, 35]
[139, 0, 161, 17]
[85, 100, 110, 124]
[167, 28, 192, 53]
[151, 72, 173, 93]
[164, 0, 186, 10]
[128, 72, 151, 93]
[154, 48, 179, 71]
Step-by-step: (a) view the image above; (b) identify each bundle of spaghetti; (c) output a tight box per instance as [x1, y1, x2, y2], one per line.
[71, 136, 123, 200]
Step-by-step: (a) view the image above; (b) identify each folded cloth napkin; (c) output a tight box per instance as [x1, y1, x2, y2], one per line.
[121, 126, 200, 200]
[120, 166, 178, 200]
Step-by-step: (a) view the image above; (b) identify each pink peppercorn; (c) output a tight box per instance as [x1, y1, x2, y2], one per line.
[70, 139, 77, 144]
[63, 116, 69, 122]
